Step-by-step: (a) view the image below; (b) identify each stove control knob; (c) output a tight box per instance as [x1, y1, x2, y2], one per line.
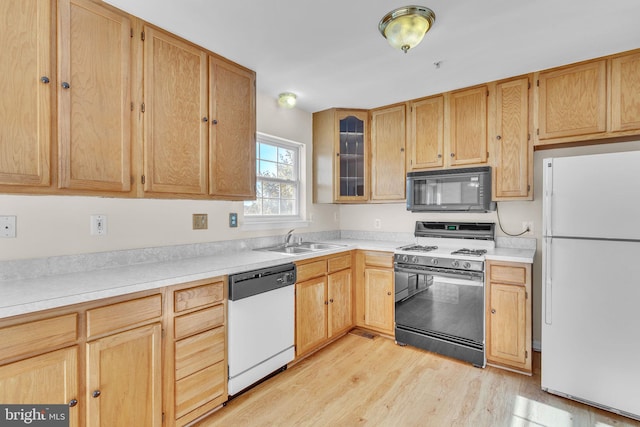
[463, 262, 471, 269]
[411, 256, 419, 264]
[431, 258, 438, 266]
[451, 260, 460, 268]
[401, 255, 408, 263]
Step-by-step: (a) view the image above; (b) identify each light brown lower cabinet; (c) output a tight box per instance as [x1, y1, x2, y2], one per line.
[355, 250, 395, 335]
[0, 278, 229, 427]
[486, 260, 532, 375]
[295, 253, 353, 359]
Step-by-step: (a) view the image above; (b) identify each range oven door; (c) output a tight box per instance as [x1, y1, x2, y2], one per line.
[394, 264, 485, 366]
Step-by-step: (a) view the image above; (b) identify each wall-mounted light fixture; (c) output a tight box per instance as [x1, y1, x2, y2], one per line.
[379, 6, 436, 53]
[278, 92, 297, 109]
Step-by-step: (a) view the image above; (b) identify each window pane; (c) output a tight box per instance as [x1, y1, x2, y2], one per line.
[259, 160, 277, 178]
[280, 199, 295, 215]
[263, 198, 279, 215]
[244, 200, 261, 215]
[263, 181, 280, 198]
[278, 163, 293, 179]
[255, 181, 263, 197]
[278, 147, 294, 165]
[280, 183, 296, 199]
[259, 143, 277, 162]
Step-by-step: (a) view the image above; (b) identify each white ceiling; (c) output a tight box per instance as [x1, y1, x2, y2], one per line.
[105, 0, 640, 113]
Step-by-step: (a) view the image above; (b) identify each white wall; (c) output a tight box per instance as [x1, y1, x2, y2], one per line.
[340, 139, 640, 346]
[0, 91, 337, 261]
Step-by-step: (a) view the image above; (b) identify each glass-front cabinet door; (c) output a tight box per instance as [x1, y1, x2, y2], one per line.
[335, 111, 368, 201]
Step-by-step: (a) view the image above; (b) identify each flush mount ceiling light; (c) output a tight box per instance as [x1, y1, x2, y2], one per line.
[379, 6, 436, 53]
[278, 92, 297, 109]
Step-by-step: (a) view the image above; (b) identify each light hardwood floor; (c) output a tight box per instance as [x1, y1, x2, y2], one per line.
[196, 332, 640, 427]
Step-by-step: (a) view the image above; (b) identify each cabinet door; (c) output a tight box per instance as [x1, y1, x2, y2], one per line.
[537, 60, 607, 140]
[410, 96, 444, 170]
[488, 283, 527, 366]
[143, 26, 208, 194]
[611, 52, 640, 132]
[335, 111, 368, 202]
[58, 0, 131, 192]
[295, 277, 327, 357]
[370, 105, 406, 200]
[209, 56, 256, 198]
[493, 77, 531, 199]
[0, 347, 79, 427]
[87, 323, 162, 427]
[0, 0, 52, 187]
[363, 267, 394, 334]
[328, 269, 352, 338]
[448, 86, 488, 166]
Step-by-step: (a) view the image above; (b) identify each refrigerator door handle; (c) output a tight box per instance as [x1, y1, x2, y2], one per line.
[543, 159, 553, 237]
[544, 237, 552, 325]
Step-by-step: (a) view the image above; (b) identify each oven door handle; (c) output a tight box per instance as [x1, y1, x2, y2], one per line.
[395, 265, 484, 283]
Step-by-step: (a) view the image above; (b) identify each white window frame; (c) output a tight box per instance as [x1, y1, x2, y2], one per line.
[242, 132, 308, 230]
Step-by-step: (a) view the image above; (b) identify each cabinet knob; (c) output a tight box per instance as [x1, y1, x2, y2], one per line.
[450, 153, 455, 158]
[387, 291, 391, 296]
[324, 301, 328, 305]
[496, 135, 502, 140]
[437, 154, 442, 158]
[329, 298, 334, 303]
[400, 147, 404, 152]
[336, 153, 340, 157]
[202, 117, 208, 122]
[491, 309, 496, 314]
[61, 82, 70, 89]
[68, 399, 78, 407]
[212, 119, 218, 125]
[92, 390, 101, 398]
[40, 76, 50, 84]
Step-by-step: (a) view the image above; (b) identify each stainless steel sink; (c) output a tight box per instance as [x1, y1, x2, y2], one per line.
[258, 241, 346, 255]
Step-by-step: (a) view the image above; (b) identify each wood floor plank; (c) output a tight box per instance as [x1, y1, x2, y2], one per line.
[196, 334, 640, 427]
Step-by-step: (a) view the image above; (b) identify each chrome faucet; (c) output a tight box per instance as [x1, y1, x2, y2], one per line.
[284, 229, 295, 245]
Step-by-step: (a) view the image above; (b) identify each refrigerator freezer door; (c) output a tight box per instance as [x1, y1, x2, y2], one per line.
[544, 151, 640, 240]
[542, 237, 640, 419]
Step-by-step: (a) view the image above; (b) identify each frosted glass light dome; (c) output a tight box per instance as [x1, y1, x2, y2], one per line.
[379, 6, 436, 53]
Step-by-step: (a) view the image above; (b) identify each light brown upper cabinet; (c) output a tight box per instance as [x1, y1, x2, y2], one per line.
[58, 0, 132, 192]
[209, 56, 256, 199]
[447, 85, 489, 166]
[610, 51, 640, 132]
[0, 0, 53, 187]
[370, 104, 406, 200]
[408, 95, 444, 170]
[490, 77, 532, 200]
[536, 60, 607, 143]
[313, 109, 369, 203]
[143, 26, 209, 195]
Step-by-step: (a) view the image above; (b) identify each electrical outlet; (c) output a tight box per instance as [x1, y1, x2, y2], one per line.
[522, 221, 533, 235]
[90, 215, 107, 236]
[0, 216, 17, 238]
[193, 213, 208, 230]
[229, 212, 238, 228]
[374, 219, 381, 229]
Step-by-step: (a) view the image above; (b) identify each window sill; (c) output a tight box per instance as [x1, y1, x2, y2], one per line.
[241, 218, 311, 232]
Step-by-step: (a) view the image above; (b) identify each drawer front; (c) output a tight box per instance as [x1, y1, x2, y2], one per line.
[296, 260, 327, 282]
[175, 281, 224, 313]
[87, 294, 162, 339]
[328, 254, 351, 273]
[364, 252, 393, 268]
[174, 305, 224, 340]
[490, 264, 527, 284]
[0, 314, 77, 361]
[175, 361, 225, 418]
[175, 326, 225, 380]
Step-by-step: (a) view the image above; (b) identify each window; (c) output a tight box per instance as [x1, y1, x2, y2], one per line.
[244, 133, 302, 220]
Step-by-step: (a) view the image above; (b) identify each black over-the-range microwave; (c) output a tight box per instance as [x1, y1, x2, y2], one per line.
[406, 166, 495, 212]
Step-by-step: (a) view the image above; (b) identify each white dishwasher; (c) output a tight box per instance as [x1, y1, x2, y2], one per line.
[227, 263, 296, 396]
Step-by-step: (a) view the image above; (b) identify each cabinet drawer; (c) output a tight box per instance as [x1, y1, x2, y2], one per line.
[0, 314, 77, 361]
[175, 326, 225, 380]
[328, 254, 351, 273]
[87, 294, 162, 339]
[174, 305, 224, 340]
[296, 260, 327, 282]
[490, 264, 527, 284]
[175, 361, 225, 418]
[364, 252, 393, 268]
[174, 281, 224, 313]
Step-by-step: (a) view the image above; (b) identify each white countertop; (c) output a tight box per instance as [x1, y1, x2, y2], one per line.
[0, 239, 534, 319]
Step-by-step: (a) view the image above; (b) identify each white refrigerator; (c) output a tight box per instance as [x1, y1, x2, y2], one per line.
[542, 151, 640, 420]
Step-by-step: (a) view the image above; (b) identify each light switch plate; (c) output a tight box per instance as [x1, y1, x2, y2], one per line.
[0, 216, 17, 238]
[229, 212, 238, 228]
[193, 213, 208, 230]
